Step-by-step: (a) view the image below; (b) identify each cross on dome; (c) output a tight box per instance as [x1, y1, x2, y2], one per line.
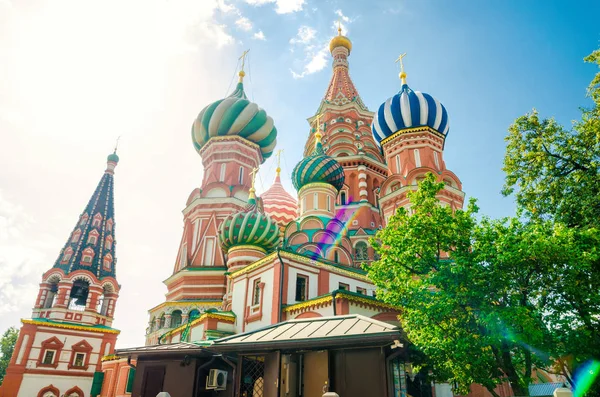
[238, 49, 250, 82]
[395, 52, 408, 85]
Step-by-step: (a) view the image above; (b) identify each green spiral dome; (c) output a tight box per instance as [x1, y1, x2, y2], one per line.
[191, 82, 278, 163]
[292, 141, 345, 192]
[219, 196, 281, 252]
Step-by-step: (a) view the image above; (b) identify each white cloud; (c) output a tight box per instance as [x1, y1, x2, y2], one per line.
[290, 25, 317, 45]
[245, 0, 305, 14]
[289, 26, 329, 79]
[235, 16, 253, 31]
[253, 30, 266, 40]
[335, 9, 350, 23]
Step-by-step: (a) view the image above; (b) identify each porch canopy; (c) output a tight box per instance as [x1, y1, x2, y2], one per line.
[210, 314, 402, 352]
[115, 342, 214, 359]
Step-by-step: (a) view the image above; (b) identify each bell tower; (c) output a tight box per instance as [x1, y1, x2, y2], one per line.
[0, 152, 122, 397]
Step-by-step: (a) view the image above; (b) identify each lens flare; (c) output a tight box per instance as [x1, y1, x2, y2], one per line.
[573, 360, 600, 397]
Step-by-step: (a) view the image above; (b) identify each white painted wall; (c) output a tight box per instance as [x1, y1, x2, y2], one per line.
[245, 268, 275, 333]
[190, 323, 205, 341]
[286, 266, 318, 304]
[329, 273, 375, 295]
[18, 373, 92, 397]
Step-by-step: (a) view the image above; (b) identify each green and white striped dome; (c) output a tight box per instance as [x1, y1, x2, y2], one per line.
[191, 82, 278, 162]
[219, 195, 281, 252]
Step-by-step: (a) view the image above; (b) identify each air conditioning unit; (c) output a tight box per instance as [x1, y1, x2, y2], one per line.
[206, 369, 227, 390]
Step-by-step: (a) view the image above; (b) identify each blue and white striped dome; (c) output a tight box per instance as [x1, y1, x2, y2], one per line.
[372, 83, 449, 145]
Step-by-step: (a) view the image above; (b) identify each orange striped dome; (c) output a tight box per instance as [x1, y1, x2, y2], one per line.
[261, 172, 298, 229]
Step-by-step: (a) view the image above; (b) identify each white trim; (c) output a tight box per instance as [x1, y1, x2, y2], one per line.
[219, 163, 226, 182]
[414, 149, 421, 167]
[395, 154, 401, 174]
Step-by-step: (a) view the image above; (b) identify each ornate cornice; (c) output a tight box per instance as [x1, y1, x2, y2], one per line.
[148, 300, 222, 314]
[380, 126, 445, 147]
[336, 291, 400, 311]
[22, 319, 120, 334]
[161, 312, 236, 339]
[284, 296, 333, 314]
[228, 245, 267, 254]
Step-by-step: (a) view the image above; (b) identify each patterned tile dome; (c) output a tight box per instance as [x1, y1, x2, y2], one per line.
[191, 81, 278, 162]
[218, 195, 281, 252]
[292, 139, 345, 192]
[372, 82, 449, 145]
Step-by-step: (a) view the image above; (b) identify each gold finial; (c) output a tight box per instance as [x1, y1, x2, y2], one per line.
[249, 166, 259, 198]
[337, 20, 342, 35]
[275, 149, 283, 176]
[395, 52, 407, 85]
[238, 49, 250, 82]
[314, 113, 323, 147]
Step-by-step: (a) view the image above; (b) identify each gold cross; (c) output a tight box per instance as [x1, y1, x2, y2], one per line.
[275, 149, 283, 170]
[395, 53, 407, 73]
[314, 113, 323, 132]
[337, 20, 342, 35]
[249, 166, 259, 189]
[114, 135, 121, 153]
[239, 49, 250, 73]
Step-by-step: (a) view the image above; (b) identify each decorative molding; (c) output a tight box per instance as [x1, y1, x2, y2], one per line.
[284, 296, 333, 314]
[22, 319, 120, 334]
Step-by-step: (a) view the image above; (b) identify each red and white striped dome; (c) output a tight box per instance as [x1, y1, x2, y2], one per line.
[261, 171, 298, 229]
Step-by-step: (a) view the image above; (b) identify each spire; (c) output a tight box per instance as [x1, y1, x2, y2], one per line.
[238, 49, 250, 83]
[53, 152, 119, 279]
[395, 52, 407, 86]
[248, 166, 258, 204]
[312, 113, 325, 155]
[319, 30, 367, 111]
[275, 149, 283, 179]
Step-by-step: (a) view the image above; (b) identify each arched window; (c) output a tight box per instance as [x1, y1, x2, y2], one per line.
[61, 247, 73, 264]
[103, 254, 112, 271]
[106, 219, 114, 232]
[340, 191, 347, 205]
[171, 310, 182, 328]
[92, 213, 102, 227]
[238, 167, 244, 184]
[79, 213, 89, 226]
[189, 309, 200, 320]
[159, 314, 166, 328]
[44, 280, 59, 308]
[81, 248, 94, 265]
[395, 155, 401, 174]
[414, 149, 421, 167]
[313, 193, 318, 210]
[220, 163, 226, 182]
[88, 230, 99, 245]
[354, 241, 368, 261]
[334, 250, 340, 263]
[71, 229, 81, 243]
[105, 235, 113, 250]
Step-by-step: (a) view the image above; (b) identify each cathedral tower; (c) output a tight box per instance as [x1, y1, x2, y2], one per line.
[372, 56, 465, 221]
[1, 153, 121, 397]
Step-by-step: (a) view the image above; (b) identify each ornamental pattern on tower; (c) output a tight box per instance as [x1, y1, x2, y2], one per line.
[52, 152, 119, 279]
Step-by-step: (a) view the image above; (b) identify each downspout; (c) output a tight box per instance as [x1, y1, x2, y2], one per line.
[332, 290, 338, 315]
[127, 355, 136, 370]
[276, 248, 285, 323]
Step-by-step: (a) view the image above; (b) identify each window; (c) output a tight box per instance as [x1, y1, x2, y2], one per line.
[92, 213, 102, 227]
[313, 193, 318, 210]
[354, 242, 368, 261]
[106, 219, 114, 232]
[334, 251, 340, 263]
[238, 166, 244, 184]
[220, 163, 226, 182]
[414, 149, 421, 167]
[356, 287, 366, 295]
[338, 283, 349, 290]
[81, 249, 94, 265]
[105, 236, 113, 250]
[202, 238, 215, 266]
[340, 191, 347, 205]
[434, 151, 440, 169]
[327, 196, 331, 211]
[88, 234, 98, 245]
[71, 229, 81, 243]
[103, 255, 112, 271]
[43, 350, 55, 365]
[159, 314, 166, 328]
[395, 154, 401, 174]
[171, 310, 182, 328]
[252, 279, 261, 305]
[295, 275, 308, 302]
[61, 247, 73, 264]
[79, 214, 89, 226]
[73, 353, 86, 367]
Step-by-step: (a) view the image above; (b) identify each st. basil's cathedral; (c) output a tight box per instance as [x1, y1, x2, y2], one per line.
[1, 27, 465, 397]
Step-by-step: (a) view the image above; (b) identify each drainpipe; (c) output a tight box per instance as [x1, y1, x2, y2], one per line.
[332, 290, 338, 316]
[276, 248, 285, 323]
[127, 355, 136, 370]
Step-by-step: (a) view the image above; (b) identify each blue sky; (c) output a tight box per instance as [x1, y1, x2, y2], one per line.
[0, 0, 598, 347]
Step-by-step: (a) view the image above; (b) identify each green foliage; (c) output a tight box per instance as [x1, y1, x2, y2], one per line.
[0, 327, 19, 384]
[369, 174, 600, 396]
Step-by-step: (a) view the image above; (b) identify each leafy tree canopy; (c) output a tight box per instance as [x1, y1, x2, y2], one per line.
[0, 327, 19, 384]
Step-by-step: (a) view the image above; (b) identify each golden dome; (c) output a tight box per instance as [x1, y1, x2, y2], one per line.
[329, 27, 352, 54]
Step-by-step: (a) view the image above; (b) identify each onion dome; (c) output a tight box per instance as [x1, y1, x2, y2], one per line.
[262, 167, 298, 228]
[292, 131, 345, 192]
[191, 73, 277, 163]
[219, 193, 281, 252]
[107, 152, 119, 163]
[371, 62, 449, 145]
[329, 25, 352, 54]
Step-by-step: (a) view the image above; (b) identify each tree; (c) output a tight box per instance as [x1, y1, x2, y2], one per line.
[0, 327, 19, 384]
[368, 174, 599, 396]
[502, 49, 600, 229]
[503, 48, 600, 395]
